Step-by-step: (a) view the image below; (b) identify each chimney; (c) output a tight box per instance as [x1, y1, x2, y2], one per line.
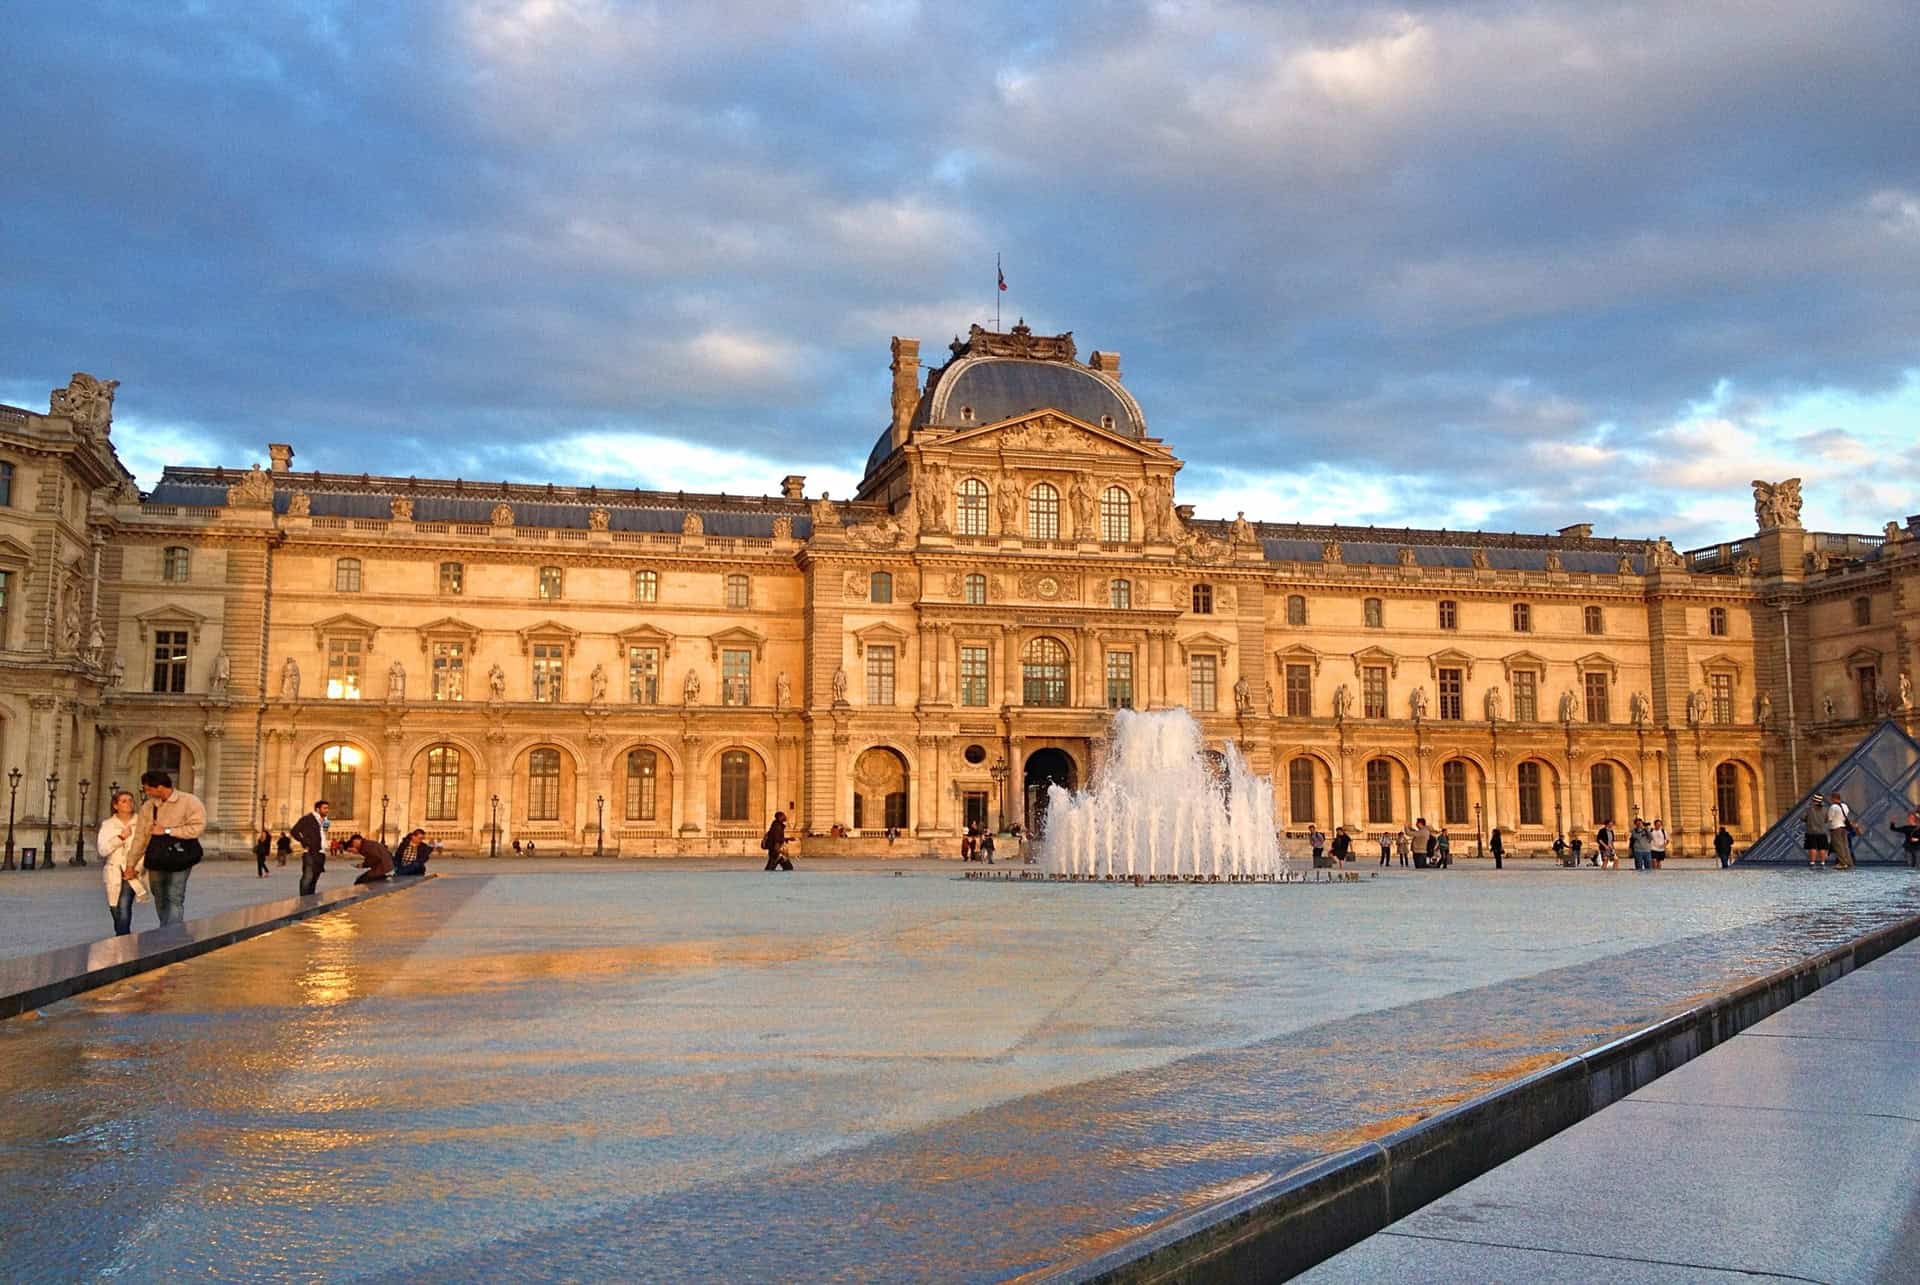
[1557, 522, 1593, 539]
[781, 474, 807, 500]
[1089, 350, 1122, 380]
[889, 337, 920, 448]
[268, 443, 295, 473]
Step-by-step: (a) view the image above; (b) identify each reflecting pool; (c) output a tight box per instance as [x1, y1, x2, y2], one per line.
[3, 868, 1915, 1280]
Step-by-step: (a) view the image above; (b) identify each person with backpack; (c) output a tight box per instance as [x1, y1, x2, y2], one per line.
[130, 770, 206, 925]
[1827, 794, 1858, 869]
[761, 811, 793, 871]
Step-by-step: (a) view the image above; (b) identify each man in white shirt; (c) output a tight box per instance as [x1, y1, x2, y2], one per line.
[1826, 796, 1856, 869]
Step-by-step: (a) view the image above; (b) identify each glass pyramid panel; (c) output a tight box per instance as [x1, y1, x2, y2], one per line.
[1740, 720, 1920, 865]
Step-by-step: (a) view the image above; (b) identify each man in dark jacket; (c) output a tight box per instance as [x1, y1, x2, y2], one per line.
[290, 800, 330, 895]
[1714, 826, 1736, 868]
[761, 811, 793, 871]
[347, 833, 392, 884]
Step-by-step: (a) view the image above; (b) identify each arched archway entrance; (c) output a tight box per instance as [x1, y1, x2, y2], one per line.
[1024, 748, 1077, 835]
[852, 747, 909, 832]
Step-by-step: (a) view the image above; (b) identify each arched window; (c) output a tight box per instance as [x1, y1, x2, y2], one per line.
[718, 751, 752, 822]
[1517, 761, 1544, 826]
[1288, 759, 1317, 823]
[527, 748, 561, 821]
[1286, 594, 1307, 626]
[626, 749, 658, 821]
[1512, 602, 1532, 632]
[1442, 760, 1469, 825]
[162, 546, 190, 582]
[1110, 578, 1131, 609]
[425, 745, 460, 821]
[870, 571, 893, 604]
[1583, 604, 1604, 635]
[963, 573, 987, 605]
[1022, 637, 1070, 707]
[1363, 597, 1383, 629]
[1366, 759, 1393, 824]
[145, 740, 184, 783]
[321, 743, 360, 819]
[956, 479, 990, 536]
[1027, 483, 1060, 540]
[1589, 762, 1616, 826]
[725, 574, 750, 609]
[335, 558, 362, 593]
[1100, 486, 1132, 543]
[1715, 762, 1742, 827]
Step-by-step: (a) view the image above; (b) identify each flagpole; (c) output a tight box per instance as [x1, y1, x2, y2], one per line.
[996, 253, 1002, 331]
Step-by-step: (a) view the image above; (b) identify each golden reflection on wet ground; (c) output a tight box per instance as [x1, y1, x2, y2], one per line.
[1, 868, 1917, 1280]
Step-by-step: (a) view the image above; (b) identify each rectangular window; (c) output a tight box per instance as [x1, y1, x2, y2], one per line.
[1110, 578, 1131, 609]
[1362, 665, 1388, 719]
[439, 562, 463, 595]
[864, 645, 895, 706]
[870, 572, 893, 604]
[425, 747, 459, 821]
[722, 648, 752, 706]
[1512, 602, 1532, 632]
[335, 559, 361, 593]
[1289, 760, 1316, 823]
[1857, 665, 1879, 719]
[539, 566, 563, 599]
[1366, 762, 1393, 824]
[718, 753, 752, 822]
[1438, 667, 1463, 720]
[959, 645, 990, 707]
[627, 646, 659, 703]
[1513, 670, 1538, 722]
[1285, 663, 1312, 717]
[1192, 583, 1213, 614]
[0, 570, 10, 647]
[326, 636, 362, 700]
[1438, 599, 1457, 630]
[1710, 673, 1733, 725]
[0, 461, 11, 506]
[1854, 596, 1871, 627]
[152, 630, 188, 693]
[1584, 671, 1610, 723]
[532, 643, 564, 702]
[163, 547, 190, 583]
[1517, 763, 1544, 826]
[1189, 654, 1218, 712]
[1442, 762, 1469, 826]
[1106, 650, 1134, 709]
[964, 574, 987, 605]
[634, 569, 658, 602]
[1584, 605, 1604, 635]
[1709, 606, 1728, 636]
[430, 641, 464, 701]
[625, 752, 657, 821]
[1363, 598, 1383, 628]
[726, 574, 749, 609]
[527, 751, 560, 821]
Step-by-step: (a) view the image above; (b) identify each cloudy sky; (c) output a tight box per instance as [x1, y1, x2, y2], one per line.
[4, 0, 1917, 545]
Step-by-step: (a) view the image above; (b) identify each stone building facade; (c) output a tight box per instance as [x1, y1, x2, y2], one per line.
[1, 332, 1915, 860]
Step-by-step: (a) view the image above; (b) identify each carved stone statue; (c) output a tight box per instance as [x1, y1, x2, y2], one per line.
[1649, 538, 1684, 569]
[390, 496, 413, 521]
[1410, 685, 1429, 720]
[1757, 691, 1773, 726]
[810, 493, 842, 529]
[1823, 694, 1836, 721]
[1397, 546, 1418, 567]
[211, 652, 231, 698]
[915, 463, 948, 533]
[489, 663, 507, 702]
[772, 516, 793, 541]
[1321, 540, 1342, 564]
[1544, 550, 1563, 573]
[832, 667, 849, 704]
[1617, 553, 1635, 575]
[588, 507, 610, 532]
[1485, 686, 1502, 722]
[388, 660, 406, 702]
[110, 652, 125, 688]
[996, 478, 1022, 532]
[1806, 549, 1830, 573]
[532, 666, 548, 702]
[590, 663, 608, 703]
[49, 372, 119, 432]
[1686, 689, 1707, 725]
[490, 501, 515, 527]
[683, 668, 701, 705]
[681, 511, 703, 536]
[1558, 689, 1577, 723]
[86, 619, 106, 667]
[286, 491, 311, 517]
[1470, 548, 1490, 570]
[1885, 520, 1909, 545]
[776, 671, 791, 707]
[1233, 674, 1252, 715]
[1228, 511, 1255, 546]
[227, 463, 275, 509]
[1142, 475, 1173, 541]
[1899, 672, 1913, 712]
[1629, 691, 1650, 726]
[1332, 683, 1352, 720]
[1752, 478, 1804, 530]
[1070, 475, 1097, 539]
[280, 656, 301, 700]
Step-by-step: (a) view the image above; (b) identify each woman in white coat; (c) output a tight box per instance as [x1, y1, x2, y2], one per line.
[98, 788, 148, 936]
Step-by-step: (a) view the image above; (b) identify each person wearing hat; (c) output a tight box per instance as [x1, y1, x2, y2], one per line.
[1803, 794, 1830, 868]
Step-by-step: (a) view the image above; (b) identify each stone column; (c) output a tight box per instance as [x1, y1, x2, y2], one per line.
[828, 731, 849, 830]
[1412, 742, 1431, 825]
[681, 735, 708, 835]
[1000, 625, 1021, 706]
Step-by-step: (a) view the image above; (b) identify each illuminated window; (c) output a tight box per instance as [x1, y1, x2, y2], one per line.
[626, 749, 658, 821]
[430, 641, 464, 701]
[1106, 650, 1134, 709]
[531, 643, 564, 702]
[627, 646, 659, 703]
[538, 565, 564, 599]
[321, 743, 360, 819]
[718, 751, 751, 822]
[326, 636, 362, 699]
[1027, 483, 1060, 540]
[1100, 486, 1132, 542]
[425, 746, 460, 821]
[1022, 637, 1069, 707]
[152, 631, 189, 693]
[634, 569, 658, 602]
[1363, 665, 1388, 719]
[956, 479, 989, 536]
[439, 561, 463, 594]
[722, 649, 752, 706]
[527, 748, 560, 820]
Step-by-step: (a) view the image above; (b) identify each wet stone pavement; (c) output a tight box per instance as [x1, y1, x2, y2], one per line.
[2, 865, 1916, 1281]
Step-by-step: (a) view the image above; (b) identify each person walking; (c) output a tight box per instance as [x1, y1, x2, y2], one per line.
[1628, 819, 1653, 871]
[97, 788, 147, 936]
[290, 799, 331, 895]
[1489, 827, 1505, 870]
[253, 828, 272, 877]
[1649, 819, 1669, 869]
[1892, 810, 1920, 869]
[1395, 828, 1411, 868]
[130, 771, 206, 926]
[1714, 824, 1735, 868]
[761, 810, 793, 871]
[1828, 794, 1857, 870]
[1436, 829, 1452, 868]
[1378, 832, 1393, 868]
[1803, 794, 1830, 868]
[1593, 823, 1613, 868]
[275, 831, 292, 867]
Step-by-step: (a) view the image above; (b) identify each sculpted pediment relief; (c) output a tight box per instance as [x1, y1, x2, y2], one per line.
[939, 409, 1160, 460]
[615, 622, 675, 657]
[517, 619, 580, 654]
[416, 616, 481, 653]
[708, 624, 767, 660]
[1273, 643, 1323, 676]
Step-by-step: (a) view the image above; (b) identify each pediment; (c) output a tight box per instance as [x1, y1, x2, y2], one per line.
[615, 622, 675, 657]
[1427, 647, 1477, 679]
[310, 612, 382, 650]
[0, 534, 31, 564]
[1845, 646, 1883, 672]
[851, 621, 910, 656]
[1273, 643, 1324, 676]
[135, 605, 208, 643]
[1351, 645, 1401, 678]
[1572, 651, 1618, 677]
[939, 409, 1159, 460]
[517, 619, 580, 655]
[416, 616, 480, 654]
[708, 624, 766, 660]
[1178, 630, 1233, 660]
[1697, 652, 1743, 681]
[1501, 649, 1549, 679]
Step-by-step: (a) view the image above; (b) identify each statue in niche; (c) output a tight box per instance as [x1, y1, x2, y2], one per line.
[1686, 689, 1707, 725]
[1069, 475, 1097, 538]
[1485, 685, 1502, 722]
[1558, 689, 1577, 723]
[683, 668, 701, 705]
[110, 652, 125, 688]
[1757, 691, 1773, 726]
[916, 464, 947, 532]
[1233, 674, 1251, 715]
[589, 663, 608, 703]
[776, 671, 792, 707]
[1332, 683, 1351, 720]
[1822, 694, 1835, 721]
[1409, 685, 1429, 721]
[995, 478, 1022, 532]
[832, 666, 849, 704]
[1629, 691, 1650, 726]
[280, 656, 301, 700]
[1141, 474, 1173, 540]
[388, 660, 406, 702]
[487, 663, 507, 702]
[86, 619, 107, 667]
[210, 652, 231, 699]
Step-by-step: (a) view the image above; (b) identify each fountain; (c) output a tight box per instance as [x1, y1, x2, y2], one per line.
[1036, 708, 1291, 881]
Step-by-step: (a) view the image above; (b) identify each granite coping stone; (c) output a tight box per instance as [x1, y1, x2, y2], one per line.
[1055, 908, 1920, 1283]
[0, 876, 433, 1020]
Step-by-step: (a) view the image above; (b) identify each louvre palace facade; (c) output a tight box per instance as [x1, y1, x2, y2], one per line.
[2, 325, 1915, 859]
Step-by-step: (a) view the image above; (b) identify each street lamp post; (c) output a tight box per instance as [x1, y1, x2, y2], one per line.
[380, 793, 390, 847]
[71, 778, 91, 865]
[595, 793, 605, 857]
[3, 767, 20, 870]
[489, 793, 500, 858]
[989, 757, 1009, 831]
[259, 793, 269, 835]
[1474, 801, 1484, 858]
[42, 773, 59, 872]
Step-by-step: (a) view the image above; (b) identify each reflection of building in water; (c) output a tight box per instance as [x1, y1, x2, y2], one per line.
[3, 331, 1917, 855]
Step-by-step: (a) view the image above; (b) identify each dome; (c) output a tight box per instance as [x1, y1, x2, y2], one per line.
[920, 356, 1145, 437]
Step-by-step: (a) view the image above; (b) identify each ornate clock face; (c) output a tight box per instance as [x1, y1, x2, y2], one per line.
[1036, 576, 1060, 599]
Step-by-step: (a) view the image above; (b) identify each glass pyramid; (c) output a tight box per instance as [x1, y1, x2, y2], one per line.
[1741, 720, 1920, 865]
